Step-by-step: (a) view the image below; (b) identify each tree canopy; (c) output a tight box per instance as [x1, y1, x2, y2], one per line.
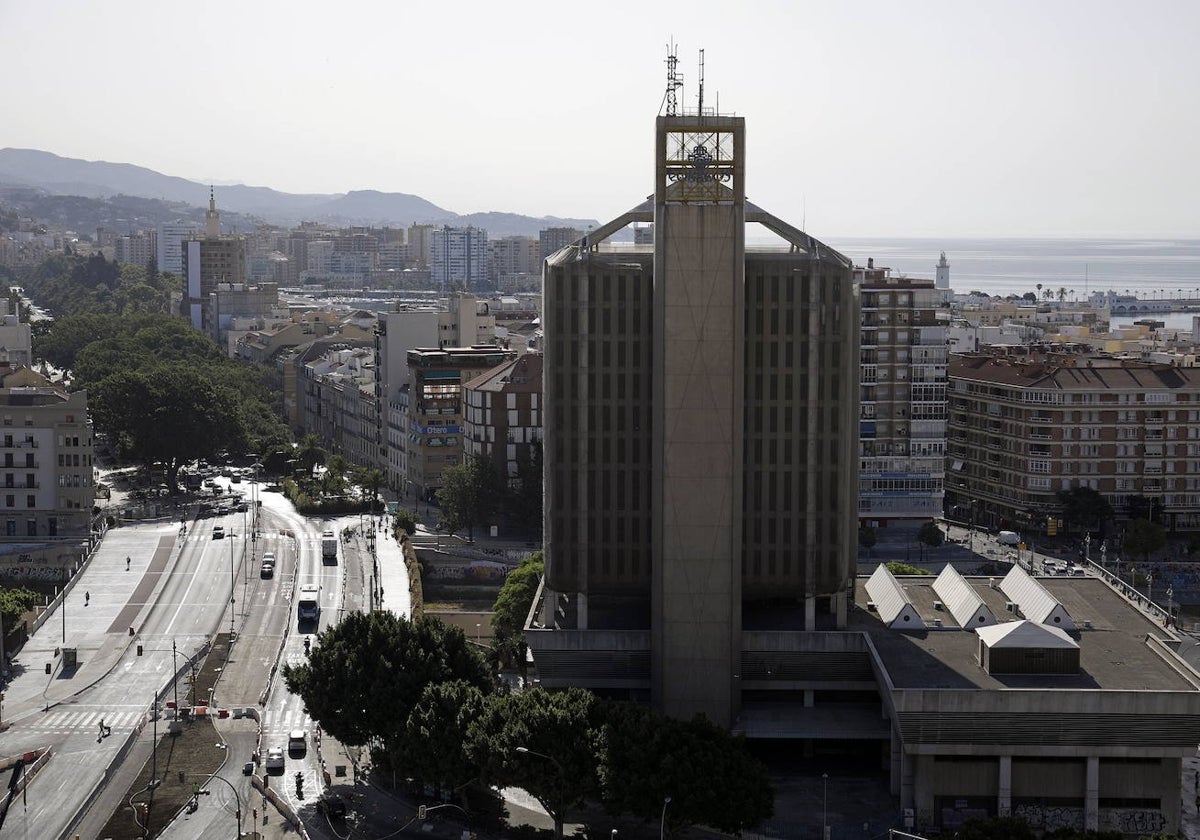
[467, 687, 602, 839]
[0, 585, 43, 631]
[282, 611, 492, 749]
[595, 703, 774, 838]
[1123, 517, 1167, 563]
[1056, 486, 1113, 534]
[437, 452, 505, 540]
[490, 551, 543, 672]
[396, 680, 488, 801]
[20, 252, 175, 320]
[34, 311, 290, 474]
[917, 520, 945, 547]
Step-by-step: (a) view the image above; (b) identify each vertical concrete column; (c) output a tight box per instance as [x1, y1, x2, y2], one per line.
[803, 689, 814, 708]
[577, 592, 588, 630]
[998, 755, 1012, 817]
[891, 728, 906, 799]
[1085, 755, 1099, 831]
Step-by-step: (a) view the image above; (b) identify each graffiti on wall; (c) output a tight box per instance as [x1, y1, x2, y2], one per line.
[1013, 803, 1084, 832]
[0, 564, 69, 582]
[0, 551, 73, 582]
[1098, 808, 1166, 835]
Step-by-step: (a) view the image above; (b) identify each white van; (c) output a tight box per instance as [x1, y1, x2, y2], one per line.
[997, 530, 1021, 546]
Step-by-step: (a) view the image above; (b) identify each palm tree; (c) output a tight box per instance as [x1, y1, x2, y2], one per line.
[355, 466, 386, 513]
[322, 453, 349, 496]
[1057, 287, 1067, 302]
[295, 434, 327, 476]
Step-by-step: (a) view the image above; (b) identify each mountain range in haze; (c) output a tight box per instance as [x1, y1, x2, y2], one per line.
[0, 148, 599, 237]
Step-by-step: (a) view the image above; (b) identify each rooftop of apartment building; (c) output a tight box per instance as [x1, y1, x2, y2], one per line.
[852, 573, 1192, 692]
[407, 346, 513, 368]
[463, 352, 542, 393]
[951, 350, 1199, 389]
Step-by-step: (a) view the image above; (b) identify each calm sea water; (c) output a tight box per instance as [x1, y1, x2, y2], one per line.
[827, 237, 1200, 301]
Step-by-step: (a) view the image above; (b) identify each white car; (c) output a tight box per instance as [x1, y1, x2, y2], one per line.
[288, 729, 307, 755]
[265, 747, 284, 771]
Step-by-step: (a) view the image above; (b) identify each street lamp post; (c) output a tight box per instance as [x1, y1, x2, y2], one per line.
[822, 773, 829, 840]
[228, 532, 236, 637]
[660, 795, 672, 840]
[194, 772, 243, 838]
[515, 746, 566, 839]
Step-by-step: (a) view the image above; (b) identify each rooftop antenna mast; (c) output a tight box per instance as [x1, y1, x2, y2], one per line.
[697, 48, 705, 115]
[664, 41, 683, 116]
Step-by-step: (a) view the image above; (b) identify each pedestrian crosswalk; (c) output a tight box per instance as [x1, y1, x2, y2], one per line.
[261, 708, 312, 739]
[20, 708, 143, 736]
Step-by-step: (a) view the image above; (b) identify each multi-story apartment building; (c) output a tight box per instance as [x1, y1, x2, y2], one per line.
[462, 353, 542, 482]
[947, 350, 1200, 533]
[374, 294, 497, 493]
[0, 299, 34, 367]
[530, 110, 859, 728]
[537, 226, 583, 263]
[430, 226, 488, 292]
[114, 230, 157, 267]
[857, 262, 948, 528]
[157, 221, 200, 276]
[0, 374, 93, 540]
[297, 344, 378, 466]
[404, 346, 514, 501]
[488, 236, 538, 289]
[407, 224, 435, 269]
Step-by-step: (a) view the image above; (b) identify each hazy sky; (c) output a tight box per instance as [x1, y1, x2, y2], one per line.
[3, 0, 1198, 238]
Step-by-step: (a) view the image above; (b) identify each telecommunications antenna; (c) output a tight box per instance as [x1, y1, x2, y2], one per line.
[697, 48, 705, 115]
[665, 41, 683, 116]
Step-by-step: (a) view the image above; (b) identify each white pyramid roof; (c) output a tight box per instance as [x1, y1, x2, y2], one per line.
[976, 619, 1077, 649]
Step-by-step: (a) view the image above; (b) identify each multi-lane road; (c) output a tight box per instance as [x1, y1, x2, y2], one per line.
[0, 476, 403, 839]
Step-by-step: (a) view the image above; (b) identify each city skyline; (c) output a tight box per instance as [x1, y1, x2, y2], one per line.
[2, 0, 1198, 238]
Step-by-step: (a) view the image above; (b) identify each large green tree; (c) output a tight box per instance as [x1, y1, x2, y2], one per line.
[505, 441, 543, 537]
[917, 520, 945, 547]
[490, 551, 543, 673]
[1056, 486, 1113, 535]
[596, 703, 774, 838]
[437, 452, 504, 541]
[0, 585, 42, 633]
[1123, 517, 1167, 564]
[90, 364, 245, 486]
[466, 687, 601, 840]
[396, 680, 488, 803]
[282, 612, 492, 749]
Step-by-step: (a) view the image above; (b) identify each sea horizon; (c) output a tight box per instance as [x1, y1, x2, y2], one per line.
[815, 236, 1200, 299]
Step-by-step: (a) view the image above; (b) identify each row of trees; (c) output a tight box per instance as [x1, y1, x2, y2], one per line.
[20, 252, 175, 319]
[282, 611, 773, 838]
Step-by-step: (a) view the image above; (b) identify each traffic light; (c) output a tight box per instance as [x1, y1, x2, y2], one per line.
[418, 805, 427, 820]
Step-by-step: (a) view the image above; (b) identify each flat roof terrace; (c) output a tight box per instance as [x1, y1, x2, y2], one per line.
[852, 574, 1196, 692]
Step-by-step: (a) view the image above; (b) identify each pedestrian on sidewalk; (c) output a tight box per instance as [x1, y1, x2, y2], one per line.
[126, 556, 131, 571]
[84, 590, 90, 606]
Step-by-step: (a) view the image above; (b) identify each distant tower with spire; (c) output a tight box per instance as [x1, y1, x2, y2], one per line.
[205, 186, 221, 238]
[182, 186, 245, 332]
[935, 251, 950, 290]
